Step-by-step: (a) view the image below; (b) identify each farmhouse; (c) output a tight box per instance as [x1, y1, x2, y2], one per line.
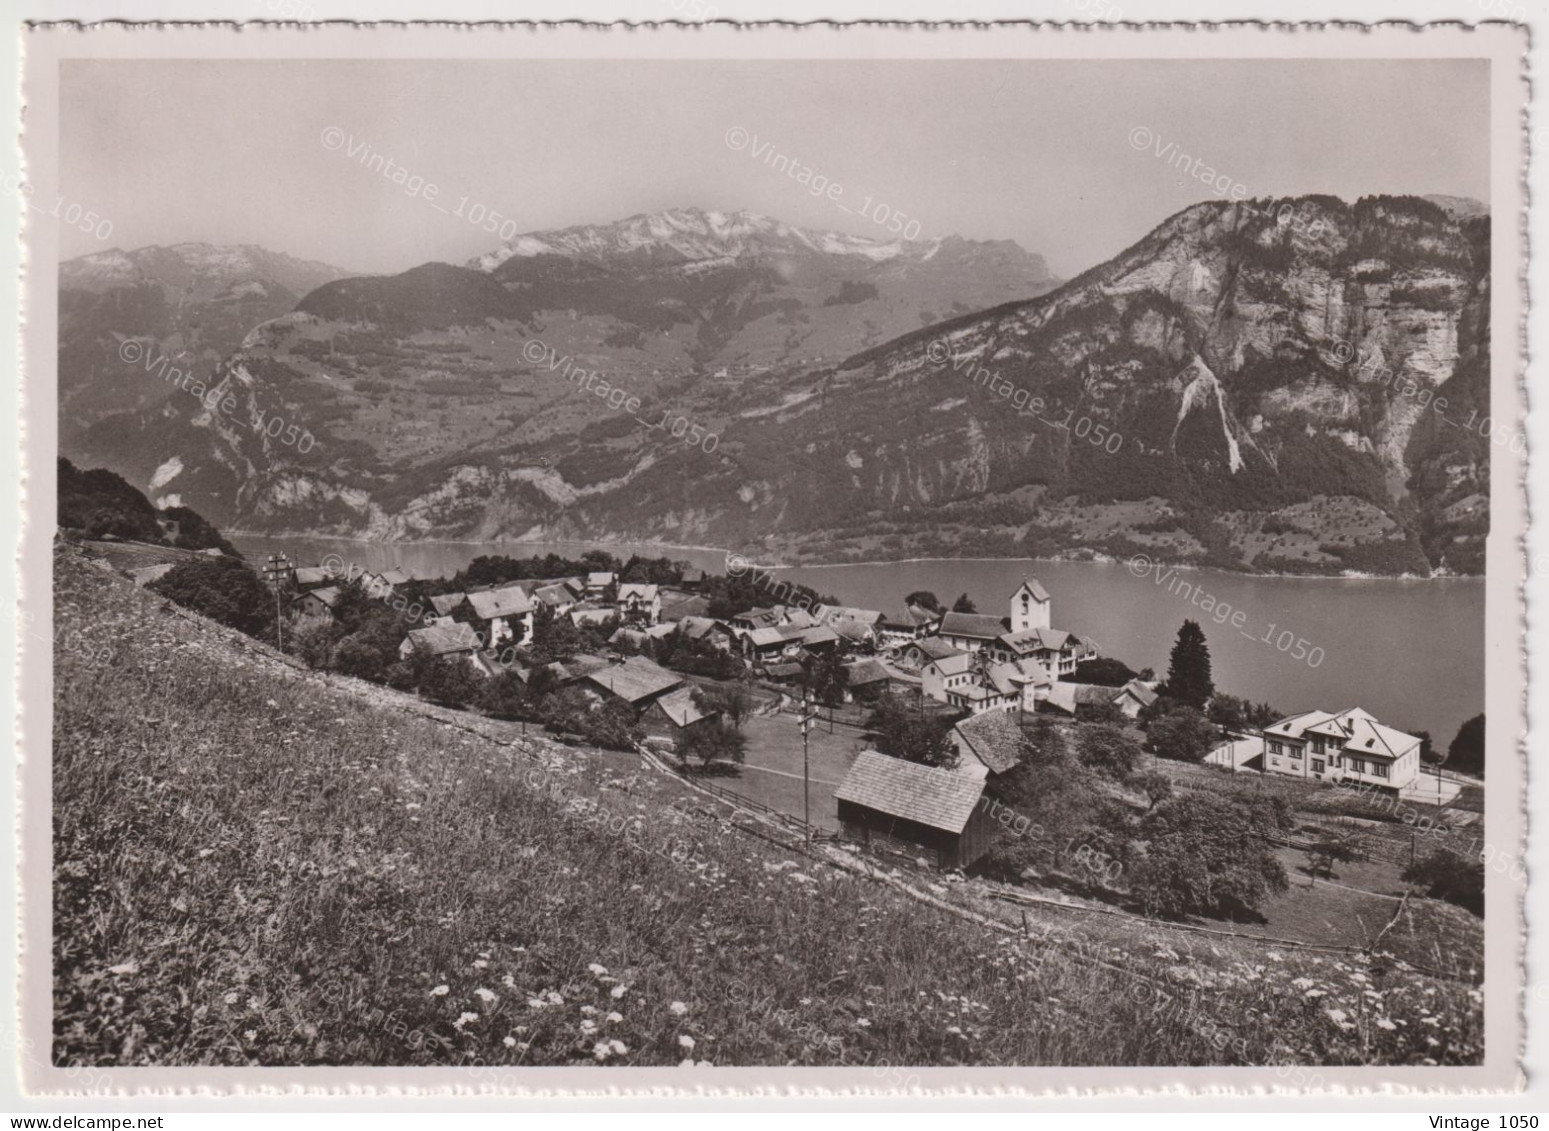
[582, 655, 683, 715]
[617, 583, 662, 625]
[639, 685, 719, 746]
[895, 636, 965, 673]
[399, 620, 482, 666]
[835, 751, 993, 870]
[951, 709, 1028, 780]
[291, 585, 341, 623]
[1261, 707, 1423, 791]
[531, 583, 577, 615]
[466, 584, 535, 650]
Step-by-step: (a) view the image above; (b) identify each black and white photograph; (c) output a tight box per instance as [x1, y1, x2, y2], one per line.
[11, 15, 1532, 1106]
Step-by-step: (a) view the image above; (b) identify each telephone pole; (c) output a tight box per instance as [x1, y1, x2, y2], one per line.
[799, 686, 817, 839]
[262, 552, 292, 651]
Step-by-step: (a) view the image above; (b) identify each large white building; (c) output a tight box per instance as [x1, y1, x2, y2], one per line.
[1261, 707, 1423, 791]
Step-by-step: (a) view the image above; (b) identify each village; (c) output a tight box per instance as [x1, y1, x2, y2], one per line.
[256, 549, 1473, 883]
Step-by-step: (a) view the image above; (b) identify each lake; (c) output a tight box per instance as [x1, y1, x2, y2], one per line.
[232, 535, 1485, 745]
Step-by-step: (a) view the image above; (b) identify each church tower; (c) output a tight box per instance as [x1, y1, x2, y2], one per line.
[1009, 577, 1051, 633]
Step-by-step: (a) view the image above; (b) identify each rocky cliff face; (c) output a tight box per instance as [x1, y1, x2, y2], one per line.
[62, 197, 1490, 575]
[553, 195, 1490, 573]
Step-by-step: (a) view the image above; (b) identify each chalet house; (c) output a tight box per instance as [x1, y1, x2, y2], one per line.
[743, 624, 800, 662]
[729, 606, 783, 634]
[894, 636, 965, 674]
[639, 686, 719, 747]
[1112, 679, 1159, 719]
[364, 568, 413, 600]
[934, 611, 1010, 654]
[951, 709, 1028, 780]
[842, 657, 917, 703]
[676, 616, 736, 651]
[291, 585, 341, 623]
[584, 571, 616, 597]
[878, 604, 940, 647]
[815, 605, 884, 648]
[990, 627, 1095, 678]
[399, 621, 483, 669]
[427, 592, 470, 624]
[466, 584, 535, 650]
[617, 583, 662, 626]
[678, 568, 705, 590]
[1261, 708, 1423, 792]
[582, 656, 684, 716]
[835, 751, 994, 870]
[531, 583, 577, 616]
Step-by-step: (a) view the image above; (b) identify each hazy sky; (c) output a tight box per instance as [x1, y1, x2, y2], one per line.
[60, 58, 1489, 278]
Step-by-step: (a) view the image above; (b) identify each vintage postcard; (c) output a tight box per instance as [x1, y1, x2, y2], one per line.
[13, 19, 1529, 1098]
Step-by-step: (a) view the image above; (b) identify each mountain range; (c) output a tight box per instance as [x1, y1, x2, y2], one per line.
[57, 197, 1490, 575]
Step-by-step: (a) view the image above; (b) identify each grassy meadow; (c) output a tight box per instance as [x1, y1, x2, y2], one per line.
[51, 545, 1482, 1068]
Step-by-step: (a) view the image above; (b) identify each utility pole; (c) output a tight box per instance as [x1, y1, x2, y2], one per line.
[799, 685, 816, 839]
[262, 553, 292, 651]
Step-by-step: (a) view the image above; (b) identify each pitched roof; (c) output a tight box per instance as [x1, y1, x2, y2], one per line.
[570, 607, 616, 626]
[680, 569, 704, 584]
[649, 686, 717, 729]
[1013, 577, 1051, 602]
[1267, 708, 1417, 761]
[998, 627, 1071, 654]
[377, 568, 413, 586]
[908, 637, 965, 662]
[660, 592, 710, 620]
[953, 710, 1028, 774]
[618, 583, 660, 601]
[798, 625, 841, 648]
[296, 585, 341, 608]
[467, 585, 533, 621]
[533, 584, 574, 608]
[405, 620, 480, 656]
[817, 605, 884, 626]
[926, 652, 975, 677]
[764, 662, 805, 679]
[583, 656, 682, 704]
[835, 751, 987, 834]
[677, 616, 725, 641]
[843, 658, 893, 687]
[826, 619, 874, 644]
[1119, 679, 1159, 707]
[1041, 682, 1120, 714]
[293, 566, 331, 586]
[586, 571, 616, 587]
[937, 611, 1009, 640]
[430, 592, 468, 616]
[748, 624, 807, 647]
[544, 654, 612, 684]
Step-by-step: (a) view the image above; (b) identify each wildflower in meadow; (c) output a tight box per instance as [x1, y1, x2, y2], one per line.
[670, 1001, 688, 1016]
[475, 988, 497, 1004]
[430, 985, 449, 997]
[679, 1035, 696, 1050]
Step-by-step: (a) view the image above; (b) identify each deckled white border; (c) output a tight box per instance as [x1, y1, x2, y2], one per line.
[4, 14, 1533, 1106]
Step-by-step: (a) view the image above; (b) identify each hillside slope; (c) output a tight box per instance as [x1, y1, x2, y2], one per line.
[52, 543, 1480, 1068]
[561, 195, 1490, 573]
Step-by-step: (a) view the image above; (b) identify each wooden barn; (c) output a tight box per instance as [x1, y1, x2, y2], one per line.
[834, 750, 992, 870]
